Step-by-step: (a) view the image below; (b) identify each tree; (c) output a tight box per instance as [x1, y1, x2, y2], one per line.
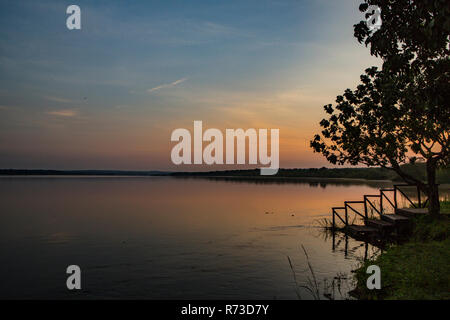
[311, 0, 449, 216]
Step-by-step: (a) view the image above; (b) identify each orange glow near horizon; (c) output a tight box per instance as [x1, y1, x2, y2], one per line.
[0, 0, 382, 170]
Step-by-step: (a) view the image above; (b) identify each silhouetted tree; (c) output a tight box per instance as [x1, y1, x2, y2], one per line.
[311, 0, 449, 216]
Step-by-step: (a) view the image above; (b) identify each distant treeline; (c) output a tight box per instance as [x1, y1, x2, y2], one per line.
[0, 169, 169, 176]
[172, 163, 450, 183]
[1, 164, 449, 183]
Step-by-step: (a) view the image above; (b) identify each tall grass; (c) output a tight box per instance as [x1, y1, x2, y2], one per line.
[287, 244, 354, 300]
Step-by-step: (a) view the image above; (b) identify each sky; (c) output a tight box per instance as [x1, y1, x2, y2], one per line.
[0, 0, 381, 171]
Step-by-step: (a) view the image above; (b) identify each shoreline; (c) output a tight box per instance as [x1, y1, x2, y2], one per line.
[173, 175, 394, 183]
[1, 166, 448, 184]
[0, 174, 395, 185]
[2, 174, 450, 189]
[351, 211, 450, 300]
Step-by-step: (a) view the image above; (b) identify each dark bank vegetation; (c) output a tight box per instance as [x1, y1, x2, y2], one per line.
[2, 164, 449, 183]
[172, 164, 450, 183]
[0, 169, 169, 176]
[311, 0, 449, 216]
[352, 206, 450, 300]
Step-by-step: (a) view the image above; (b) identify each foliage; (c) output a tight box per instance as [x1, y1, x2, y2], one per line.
[172, 165, 450, 183]
[353, 213, 450, 299]
[310, 0, 450, 215]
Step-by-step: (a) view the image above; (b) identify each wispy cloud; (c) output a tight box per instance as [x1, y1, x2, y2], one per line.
[147, 78, 187, 93]
[47, 109, 78, 117]
[44, 96, 74, 103]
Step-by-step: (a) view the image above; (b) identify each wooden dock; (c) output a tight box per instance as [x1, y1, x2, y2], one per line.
[331, 184, 431, 240]
[395, 208, 428, 217]
[346, 225, 378, 238]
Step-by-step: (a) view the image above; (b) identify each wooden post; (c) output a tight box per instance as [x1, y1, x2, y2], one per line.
[380, 192, 383, 215]
[394, 186, 397, 209]
[417, 185, 422, 208]
[332, 209, 335, 229]
[364, 196, 368, 219]
[344, 204, 348, 226]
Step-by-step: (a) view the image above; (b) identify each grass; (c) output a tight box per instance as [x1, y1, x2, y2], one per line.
[288, 245, 320, 300]
[410, 200, 450, 214]
[352, 211, 450, 300]
[288, 245, 354, 300]
[441, 200, 450, 213]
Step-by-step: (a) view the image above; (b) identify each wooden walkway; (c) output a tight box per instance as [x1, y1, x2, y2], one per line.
[331, 183, 431, 239]
[395, 208, 428, 217]
[346, 225, 377, 238]
[346, 209, 416, 238]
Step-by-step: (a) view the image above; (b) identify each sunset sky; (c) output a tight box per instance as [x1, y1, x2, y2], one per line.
[0, 0, 381, 171]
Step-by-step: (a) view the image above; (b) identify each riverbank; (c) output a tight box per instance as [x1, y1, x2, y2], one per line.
[172, 166, 450, 183]
[352, 202, 450, 300]
[2, 165, 449, 184]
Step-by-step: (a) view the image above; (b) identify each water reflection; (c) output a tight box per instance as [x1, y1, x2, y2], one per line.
[174, 175, 394, 189]
[0, 176, 447, 299]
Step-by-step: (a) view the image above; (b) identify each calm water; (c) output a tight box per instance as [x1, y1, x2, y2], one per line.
[0, 176, 409, 299]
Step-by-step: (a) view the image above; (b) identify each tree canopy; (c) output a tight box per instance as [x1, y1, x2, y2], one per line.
[311, 0, 449, 215]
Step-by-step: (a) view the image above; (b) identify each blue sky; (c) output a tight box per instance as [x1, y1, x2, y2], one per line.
[0, 0, 380, 170]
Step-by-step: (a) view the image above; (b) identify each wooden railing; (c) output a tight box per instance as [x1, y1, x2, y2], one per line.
[393, 184, 432, 209]
[331, 183, 432, 228]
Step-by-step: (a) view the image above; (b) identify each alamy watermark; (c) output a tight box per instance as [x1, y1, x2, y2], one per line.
[65, 4, 381, 33]
[365, 5, 382, 32]
[66, 265, 81, 290]
[66, 5, 81, 30]
[366, 265, 381, 290]
[170, 121, 279, 175]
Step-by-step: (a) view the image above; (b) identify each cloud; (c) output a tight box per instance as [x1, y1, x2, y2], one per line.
[47, 109, 78, 117]
[147, 78, 187, 93]
[44, 96, 74, 103]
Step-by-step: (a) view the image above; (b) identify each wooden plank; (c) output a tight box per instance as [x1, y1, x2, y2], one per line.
[381, 214, 413, 234]
[395, 208, 428, 217]
[365, 219, 394, 231]
[381, 214, 410, 224]
[346, 225, 378, 238]
[347, 225, 377, 232]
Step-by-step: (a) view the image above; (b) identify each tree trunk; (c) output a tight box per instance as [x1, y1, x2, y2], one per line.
[426, 159, 440, 217]
[389, 159, 440, 216]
